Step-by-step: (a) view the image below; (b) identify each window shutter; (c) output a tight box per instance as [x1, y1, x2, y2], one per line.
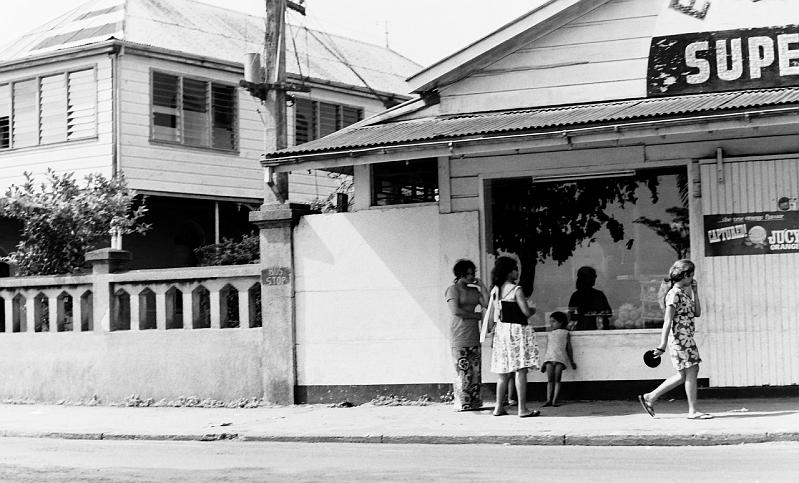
[294, 98, 313, 145]
[12, 79, 38, 148]
[341, 105, 362, 128]
[211, 83, 236, 150]
[182, 78, 209, 147]
[40, 74, 67, 144]
[318, 102, 339, 138]
[67, 69, 97, 140]
[152, 72, 180, 142]
[0, 84, 9, 149]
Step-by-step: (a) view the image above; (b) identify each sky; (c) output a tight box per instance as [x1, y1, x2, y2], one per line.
[0, 0, 542, 68]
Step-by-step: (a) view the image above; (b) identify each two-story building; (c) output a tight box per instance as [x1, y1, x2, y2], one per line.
[0, 0, 419, 270]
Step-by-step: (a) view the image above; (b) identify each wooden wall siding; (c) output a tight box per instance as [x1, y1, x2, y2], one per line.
[118, 55, 264, 200]
[701, 159, 799, 387]
[439, 0, 659, 113]
[0, 56, 113, 191]
[288, 171, 347, 204]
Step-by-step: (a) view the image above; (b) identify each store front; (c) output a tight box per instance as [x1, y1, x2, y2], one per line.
[260, 0, 799, 401]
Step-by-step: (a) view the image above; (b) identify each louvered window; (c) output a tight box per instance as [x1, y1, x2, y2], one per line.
[0, 84, 9, 149]
[67, 69, 97, 140]
[152, 72, 180, 143]
[151, 71, 237, 150]
[211, 84, 236, 150]
[0, 68, 97, 151]
[292, 98, 363, 146]
[12, 79, 38, 149]
[39, 74, 67, 144]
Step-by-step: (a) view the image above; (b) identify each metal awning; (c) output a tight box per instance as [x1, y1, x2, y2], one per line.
[265, 87, 799, 163]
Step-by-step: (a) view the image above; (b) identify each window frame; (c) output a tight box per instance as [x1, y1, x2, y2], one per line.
[478, 163, 694, 334]
[370, 158, 440, 207]
[149, 69, 238, 153]
[0, 65, 97, 152]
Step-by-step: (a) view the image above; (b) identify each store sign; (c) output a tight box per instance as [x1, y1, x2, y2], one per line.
[648, 0, 799, 97]
[648, 25, 799, 96]
[704, 211, 799, 256]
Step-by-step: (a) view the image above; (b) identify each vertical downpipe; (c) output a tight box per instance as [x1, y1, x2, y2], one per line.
[111, 45, 123, 249]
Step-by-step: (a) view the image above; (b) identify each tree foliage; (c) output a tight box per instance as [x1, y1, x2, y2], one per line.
[194, 232, 260, 266]
[0, 170, 149, 275]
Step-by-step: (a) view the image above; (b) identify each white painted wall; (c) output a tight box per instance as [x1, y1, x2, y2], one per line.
[439, 0, 660, 112]
[293, 205, 479, 385]
[0, 55, 113, 190]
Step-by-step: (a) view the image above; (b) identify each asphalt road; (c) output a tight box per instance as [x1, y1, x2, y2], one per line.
[0, 438, 797, 482]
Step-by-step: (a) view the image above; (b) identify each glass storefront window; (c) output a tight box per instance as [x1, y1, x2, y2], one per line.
[485, 168, 689, 331]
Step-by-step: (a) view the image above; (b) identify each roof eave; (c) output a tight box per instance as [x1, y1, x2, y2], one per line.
[407, 0, 611, 93]
[0, 39, 119, 71]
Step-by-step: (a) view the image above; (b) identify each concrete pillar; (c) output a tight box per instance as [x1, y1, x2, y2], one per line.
[249, 202, 311, 405]
[85, 248, 131, 332]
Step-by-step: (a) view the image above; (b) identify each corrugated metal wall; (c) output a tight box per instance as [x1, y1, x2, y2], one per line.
[701, 158, 799, 387]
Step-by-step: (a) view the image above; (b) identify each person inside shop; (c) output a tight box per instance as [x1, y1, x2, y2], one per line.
[445, 259, 489, 411]
[568, 266, 612, 330]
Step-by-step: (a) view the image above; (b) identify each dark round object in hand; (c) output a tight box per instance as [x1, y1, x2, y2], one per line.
[643, 349, 662, 368]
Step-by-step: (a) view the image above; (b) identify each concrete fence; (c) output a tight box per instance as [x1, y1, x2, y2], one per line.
[0, 249, 266, 402]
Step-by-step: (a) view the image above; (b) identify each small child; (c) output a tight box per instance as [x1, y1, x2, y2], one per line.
[540, 311, 577, 407]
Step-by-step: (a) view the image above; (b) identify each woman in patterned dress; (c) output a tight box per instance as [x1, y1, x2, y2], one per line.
[638, 259, 712, 419]
[445, 259, 489, 411]
[488, 257, 540, 417]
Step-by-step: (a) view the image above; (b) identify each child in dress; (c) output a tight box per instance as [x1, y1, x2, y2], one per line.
[638, 259, 711, 420]
[540, 311, 577, 407]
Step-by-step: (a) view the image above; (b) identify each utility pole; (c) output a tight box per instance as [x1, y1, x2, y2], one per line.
[243, 0, 308, 205]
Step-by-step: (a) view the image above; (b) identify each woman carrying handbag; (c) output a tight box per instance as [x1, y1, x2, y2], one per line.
[483, 256, 540, 417]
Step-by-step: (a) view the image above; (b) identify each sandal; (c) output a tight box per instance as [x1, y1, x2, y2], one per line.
[493, 408, 508, 416]
[518, 410, 540, 418]
[638, 395, 655, 418]
[687, 412, 714, 420]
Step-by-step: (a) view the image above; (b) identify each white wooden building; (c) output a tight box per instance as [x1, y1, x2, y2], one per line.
[0, 0, 419, 270]
[261, 0, 799, 401]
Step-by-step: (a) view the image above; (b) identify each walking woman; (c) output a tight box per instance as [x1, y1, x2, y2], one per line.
[639, 259, 712, 419]
[445, 259, 488, 411]
[489, 256, 540, 417]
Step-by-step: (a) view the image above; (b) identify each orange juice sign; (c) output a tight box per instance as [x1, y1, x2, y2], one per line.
[704, 211, 799, 256]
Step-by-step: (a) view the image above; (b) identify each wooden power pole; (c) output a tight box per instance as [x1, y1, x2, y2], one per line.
[244, 0, 307, 205]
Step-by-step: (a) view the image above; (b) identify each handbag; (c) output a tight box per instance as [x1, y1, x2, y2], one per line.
[499, 286, 528, 326]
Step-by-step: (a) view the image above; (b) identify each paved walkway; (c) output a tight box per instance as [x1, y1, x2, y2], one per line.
[0, 397, 797, 446]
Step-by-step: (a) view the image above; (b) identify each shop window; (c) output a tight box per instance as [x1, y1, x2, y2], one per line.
[151, 71, 237, 150]
[372, 159, 439, 206]
[0, 69, 96, 151]
[485, 168, 689, 331]
[293, 98, 363, 145]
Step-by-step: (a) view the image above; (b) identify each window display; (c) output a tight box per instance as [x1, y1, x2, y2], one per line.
[485, 168, 689, 331]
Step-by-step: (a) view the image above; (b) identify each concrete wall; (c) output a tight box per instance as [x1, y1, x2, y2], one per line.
[293, 205, 479, 386]
[0, 330, 262, 402]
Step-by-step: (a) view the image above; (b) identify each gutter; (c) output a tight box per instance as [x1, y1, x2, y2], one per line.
[262, 105, 799, 166]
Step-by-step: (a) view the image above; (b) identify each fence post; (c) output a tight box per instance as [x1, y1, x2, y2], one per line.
[250, 202, 310, 405]
[85, 248, 131, 332]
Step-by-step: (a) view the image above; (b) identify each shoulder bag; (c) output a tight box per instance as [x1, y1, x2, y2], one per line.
[499, 285, 528, 326]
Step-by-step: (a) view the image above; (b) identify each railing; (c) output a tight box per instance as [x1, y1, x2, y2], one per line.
[0, 256, 262, 333]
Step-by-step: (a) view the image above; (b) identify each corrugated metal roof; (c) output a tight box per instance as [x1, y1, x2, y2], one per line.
[268, 87, 799, 159]
[0, 0, 420, 96]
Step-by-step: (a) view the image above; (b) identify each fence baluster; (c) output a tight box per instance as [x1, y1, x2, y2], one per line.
[129, 287, 140, 331]
[182, 289, 193, 330]
[238, 290, 250, 329]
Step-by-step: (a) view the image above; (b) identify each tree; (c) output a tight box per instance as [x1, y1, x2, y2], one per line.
[0, 170, 149, 275]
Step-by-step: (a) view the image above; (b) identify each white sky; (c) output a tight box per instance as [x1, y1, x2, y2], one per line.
[0, 0, 542, 67]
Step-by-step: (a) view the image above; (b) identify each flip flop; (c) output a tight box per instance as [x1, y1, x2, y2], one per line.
[687, 412, 714, 420]
[519, 410, 540, 418]
[638, 395, 655, 417]
[493, 409, 508, 416]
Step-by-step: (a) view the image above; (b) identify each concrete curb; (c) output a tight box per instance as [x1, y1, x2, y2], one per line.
[1, 430, 798, 446]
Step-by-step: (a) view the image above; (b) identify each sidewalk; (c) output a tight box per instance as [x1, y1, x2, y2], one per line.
[0, 397, 796, 446]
